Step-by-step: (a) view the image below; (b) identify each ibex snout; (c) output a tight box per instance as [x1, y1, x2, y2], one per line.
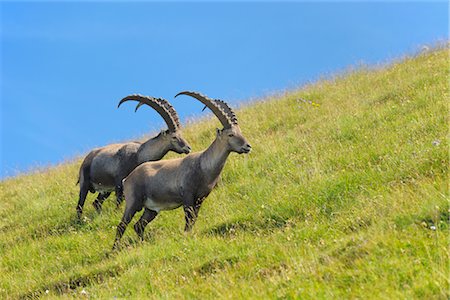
[183, 145, 192, 154]
[241, 143, 252, 154]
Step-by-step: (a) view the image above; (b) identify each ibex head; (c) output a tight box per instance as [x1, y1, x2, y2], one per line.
[175, 91, 251, 154]
[118, 94, 192, 154]
[159, 129, 191, 154]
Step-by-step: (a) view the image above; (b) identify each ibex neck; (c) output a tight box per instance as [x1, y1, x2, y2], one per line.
[137, 134, 169, 164]
[200, 138, 230, 180]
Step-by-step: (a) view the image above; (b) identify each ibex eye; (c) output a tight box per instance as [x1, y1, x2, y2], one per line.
[228, 134, 234, 137]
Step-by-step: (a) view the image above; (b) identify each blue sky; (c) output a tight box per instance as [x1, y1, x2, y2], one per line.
[1, 1, 447, 178]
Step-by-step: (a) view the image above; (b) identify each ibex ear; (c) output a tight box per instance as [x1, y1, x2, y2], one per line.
[216, 128, 222, 137]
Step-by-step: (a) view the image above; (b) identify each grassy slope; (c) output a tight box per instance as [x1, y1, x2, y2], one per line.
[0, 48, 448, 299]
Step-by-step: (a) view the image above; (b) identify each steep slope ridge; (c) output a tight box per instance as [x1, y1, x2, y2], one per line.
[0, 48, 448, 298]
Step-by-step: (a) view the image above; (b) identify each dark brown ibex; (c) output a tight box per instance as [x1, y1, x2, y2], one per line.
[113, 91, 251, 248]
[76, 95, 191, 218]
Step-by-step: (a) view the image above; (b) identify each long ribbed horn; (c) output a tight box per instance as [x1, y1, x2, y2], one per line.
[118, 94, 178, 132]
[135, 98, 181, 128]
[175, 91, 232, 128]
[214, 100, 238, 126]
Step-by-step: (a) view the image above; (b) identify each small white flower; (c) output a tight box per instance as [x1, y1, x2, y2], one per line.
[432, 140, 441, 146]
[45, 290, 49, 294]
[81, 289, 88, 295]
[430, 225, 436, 231]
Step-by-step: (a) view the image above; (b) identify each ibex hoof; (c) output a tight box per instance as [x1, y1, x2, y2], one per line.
[112, 242, 120, 251]
[115, 200, 123, 209]
[92, 200, 102, 213]
[133, 223, 144, 241]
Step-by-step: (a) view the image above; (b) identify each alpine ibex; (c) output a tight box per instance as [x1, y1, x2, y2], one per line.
[113, 91, 251, 248]
[76, 95, 191, 218]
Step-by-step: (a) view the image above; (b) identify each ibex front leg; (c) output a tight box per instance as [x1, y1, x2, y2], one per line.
[115, 184, 124, 208]
[184, 198, 204, 232]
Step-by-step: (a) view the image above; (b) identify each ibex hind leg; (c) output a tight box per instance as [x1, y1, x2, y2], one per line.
[76, 184, 89, 219]
[113, 201, 143, 249]
[76, 165, 92, 218]
[92, 192, 111, 213]
[134, 208, 158, 240]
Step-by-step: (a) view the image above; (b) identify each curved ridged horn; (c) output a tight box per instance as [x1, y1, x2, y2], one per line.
[175, 91, 232, 128]
[135, 98, 181, 128]
[118, 94, 178, 132]
[214, 100, 238, 126]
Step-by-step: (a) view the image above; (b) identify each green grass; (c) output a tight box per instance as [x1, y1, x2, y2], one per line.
[1, 47, 448, 299]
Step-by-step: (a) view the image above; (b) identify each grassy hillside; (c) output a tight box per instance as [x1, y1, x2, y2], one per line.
[1, 47, 448, 299]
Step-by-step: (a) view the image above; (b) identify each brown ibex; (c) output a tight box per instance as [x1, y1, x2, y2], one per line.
[76, 95, 191, 218]
[113, 91, 251, 248]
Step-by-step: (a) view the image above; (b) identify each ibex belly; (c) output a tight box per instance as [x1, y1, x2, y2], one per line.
[144, 197, 182, 212]
[92, 183, 115, 194]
